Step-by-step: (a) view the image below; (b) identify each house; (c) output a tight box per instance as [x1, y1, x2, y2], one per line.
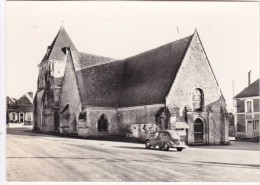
[34, 26, 229, 145]
[6, 92, 34, 125]
[234, 75, 259, 138]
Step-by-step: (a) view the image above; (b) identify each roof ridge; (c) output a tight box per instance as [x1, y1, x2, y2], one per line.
[8, 96, 16, 103]
[79, 51, 117, 61]
[24, 93, 33, 104]
[122, 34, 194, 61]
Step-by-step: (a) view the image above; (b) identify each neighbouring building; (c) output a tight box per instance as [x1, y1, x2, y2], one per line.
[234, 75, 260, 138]
[6, 92, 34, 125]
[34, 26, 229, 145]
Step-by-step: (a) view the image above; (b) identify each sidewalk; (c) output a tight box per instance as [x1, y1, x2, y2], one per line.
[6, 123, 33, 128]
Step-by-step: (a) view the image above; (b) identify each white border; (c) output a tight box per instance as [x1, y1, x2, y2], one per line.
[0, 0, 6, 184]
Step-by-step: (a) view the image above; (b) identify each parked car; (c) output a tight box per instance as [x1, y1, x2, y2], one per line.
[145, 130, 187, 151]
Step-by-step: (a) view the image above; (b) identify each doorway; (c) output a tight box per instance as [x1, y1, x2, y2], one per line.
[54, 111, 60, 131]
[98, 114, 108, 132]
[194, 118, 204, 143]
[19, 113, 24, 123]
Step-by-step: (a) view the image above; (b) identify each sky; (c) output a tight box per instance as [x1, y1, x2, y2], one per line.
[6, 1, 259, 112]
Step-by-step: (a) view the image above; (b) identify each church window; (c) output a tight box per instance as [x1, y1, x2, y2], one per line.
[192, 88, 204, 111]
[79, 112, 86, 120]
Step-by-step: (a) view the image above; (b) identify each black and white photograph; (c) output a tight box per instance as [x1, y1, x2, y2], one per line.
[1, 1, 259, 183]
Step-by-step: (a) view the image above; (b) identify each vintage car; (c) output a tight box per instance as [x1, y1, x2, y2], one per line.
[145, 130, 187, 151]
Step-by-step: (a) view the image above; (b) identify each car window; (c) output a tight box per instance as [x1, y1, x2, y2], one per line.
[159, 132, 168, 139]
[153, 132, 159, 138]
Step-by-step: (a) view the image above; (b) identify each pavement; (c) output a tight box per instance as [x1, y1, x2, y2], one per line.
[6, 125, 260, 182]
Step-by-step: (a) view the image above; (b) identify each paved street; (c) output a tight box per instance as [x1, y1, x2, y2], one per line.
[6, 125, 260, 182]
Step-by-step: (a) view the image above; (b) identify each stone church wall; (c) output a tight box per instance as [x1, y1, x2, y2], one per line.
[117, 104, 165, 138]
[78, 107, 118, 137]
[59, 51, 82, 134]
[166, 32, 229, 145]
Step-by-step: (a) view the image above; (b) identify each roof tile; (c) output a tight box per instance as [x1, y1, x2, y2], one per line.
[234, 79, 259, 98]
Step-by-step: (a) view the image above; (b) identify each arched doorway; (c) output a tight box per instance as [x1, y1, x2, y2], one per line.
[194, 118, 204, 143]
[98, 114, 108, 132]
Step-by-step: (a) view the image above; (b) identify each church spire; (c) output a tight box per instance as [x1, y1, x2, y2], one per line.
[40, 25, 77, 64]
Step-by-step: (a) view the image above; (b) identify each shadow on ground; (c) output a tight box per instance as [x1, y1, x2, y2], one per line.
[6, 156, 258, 170]
[6, 126, 145, 144]
[7, 126, 260, 151]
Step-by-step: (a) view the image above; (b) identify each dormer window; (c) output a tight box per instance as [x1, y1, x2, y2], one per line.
[192, 88, 204, 111]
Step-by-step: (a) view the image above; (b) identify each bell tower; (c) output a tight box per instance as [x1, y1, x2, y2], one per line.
[34, 26, 77, 132]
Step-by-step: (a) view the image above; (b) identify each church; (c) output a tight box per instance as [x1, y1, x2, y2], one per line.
[34, 26, 229, 145]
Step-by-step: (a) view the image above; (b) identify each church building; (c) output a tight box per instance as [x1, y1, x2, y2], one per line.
[34, 26, 229, 145]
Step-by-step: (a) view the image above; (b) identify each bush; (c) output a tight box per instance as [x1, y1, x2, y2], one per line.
[235, 132, 247, 140]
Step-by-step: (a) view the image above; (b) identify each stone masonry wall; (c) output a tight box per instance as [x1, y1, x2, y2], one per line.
[78, 107, 118, 137]
[59, 51, 82, 133]
[166, 32, 228, 145]
[117, 104, 165, 138]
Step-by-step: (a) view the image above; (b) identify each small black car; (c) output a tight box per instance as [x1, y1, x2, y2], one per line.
[145, 130, 187, 151]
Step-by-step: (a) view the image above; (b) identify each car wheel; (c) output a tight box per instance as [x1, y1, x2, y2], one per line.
[163, 142, 169, 151]
[177, 148, 183, 152]
[145, 140, 151, 149]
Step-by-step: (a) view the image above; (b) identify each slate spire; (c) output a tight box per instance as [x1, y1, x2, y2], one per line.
[40, 25, 77, 63]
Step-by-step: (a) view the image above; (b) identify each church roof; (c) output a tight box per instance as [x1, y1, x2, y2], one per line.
[234, 79, 259, 98]
[78, 52, 116, 69]
[40, 26, 77, 64]
[75, 34, 193, 107]
[118, 35, 193, 107]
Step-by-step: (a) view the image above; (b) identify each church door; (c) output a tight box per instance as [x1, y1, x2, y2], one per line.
[54, 111, 60, 130]
[194, 118, 204, 143]
[98, 114, 108, 132]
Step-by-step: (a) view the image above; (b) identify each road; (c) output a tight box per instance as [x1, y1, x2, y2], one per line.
[6, 125, 260, 182]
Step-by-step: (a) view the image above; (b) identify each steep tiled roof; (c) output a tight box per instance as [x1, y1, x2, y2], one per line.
[40, 26, 77, 64]
[17, 94, 33, 106]
[76, 34, 193, 107]
[25, 93, 33, 104]
[78, 52, 116, 69]
[7, 96, 16, 104]
[234, 79, 259, 98]
[76, 60, 125, 107]
[118, 35, 193, 107]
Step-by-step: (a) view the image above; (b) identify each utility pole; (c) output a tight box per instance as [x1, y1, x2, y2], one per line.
[232, 80, 235, 107]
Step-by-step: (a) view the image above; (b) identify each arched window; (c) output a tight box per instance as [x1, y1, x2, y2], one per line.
[98, 114, 108, 132]
[192, 88, 204, 111]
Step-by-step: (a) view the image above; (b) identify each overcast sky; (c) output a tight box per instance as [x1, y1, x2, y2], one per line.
[6, 1, 259, 112]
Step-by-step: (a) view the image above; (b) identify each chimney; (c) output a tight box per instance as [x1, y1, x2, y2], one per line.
[248, 70, 251, 86]
[28, 92, 33, 98]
